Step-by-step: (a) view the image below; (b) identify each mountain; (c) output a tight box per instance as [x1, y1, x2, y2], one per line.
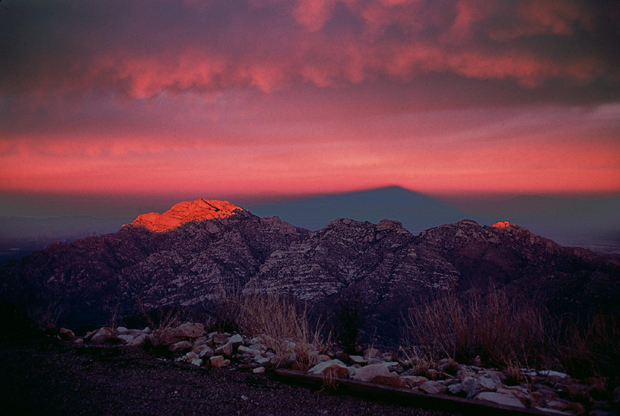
[248, 186, 467, 234]
[445, 194, 620, 256]
[0, 215, 131, 264]
[1, 199, 618, 341]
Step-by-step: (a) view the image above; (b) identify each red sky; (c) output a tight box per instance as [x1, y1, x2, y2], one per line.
[1, 0, 620, 208]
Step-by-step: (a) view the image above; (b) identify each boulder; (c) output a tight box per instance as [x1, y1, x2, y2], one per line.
[308, 359, 350, 379]
[254, 355, 270, 365]
[464, 374, 499, 398]
[215, 334, 243, 357]
[419, 380, 447, 395]
[192, 344, 209, 354]
[210, 355, 225, 368]
[349, 355, 366, 365]
[402, 376, 429, 388]
[238, 345, 261, 356]
[198, 346, 215, 358]
[371, 375, 406, 388]
[212, 333, 229, 345]
[253, 366, 265, 374]
[352, 363, 390, 382]
[228, 334, 244, 347]
[475, 392, 525, 408]
[117, 334, 135, 344]
[190, 358, 203, 367]
[159, 323, 204, 345]
[129, 334, 147, 347]
[170, 340, 193, 352]
[447, 383, 466, 397]
[58, 328, 76, 340]
[91, 328, 115, 344]
[215, 342, 233, 358]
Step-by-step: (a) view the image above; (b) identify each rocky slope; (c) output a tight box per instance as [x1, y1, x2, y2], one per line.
[1, 199, 618, 334]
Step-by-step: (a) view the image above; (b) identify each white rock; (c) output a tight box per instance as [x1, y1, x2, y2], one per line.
[198, 346, 215, 358]
[190, 358, 203, 366]
[419, 380, 447, 395]
[308, 359, 349, 378]
[349, 355, 366, 364]
[535, 407, 570, 415]
[254, 355, 270, 365]
[383, 362, 399, 370]
[228, 334, 244, 346]
[210, 355, 225, 368]
[537, 370, 568, 379]
[351, 363, 390, 382]
[253, 367, 265, 374]
[118, 334, 134, 344]
[316, 355, 331, 363]
[91, 328, 114, 344]
[238, 345, 261, 356]
[475, 392, 525, 408]
[128, 334, 147, 347]
[116, 327, 128, 333]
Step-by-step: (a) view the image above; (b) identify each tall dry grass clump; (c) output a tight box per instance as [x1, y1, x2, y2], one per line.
[405, 289, 549, 368]
[216, 294, 329, 369]
[555, 313, 620, 379]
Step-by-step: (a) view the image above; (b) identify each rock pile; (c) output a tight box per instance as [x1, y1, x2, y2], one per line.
[307, 352, 619, 416]
[59, 323, 619, 416]
[75, 323, 308, 375]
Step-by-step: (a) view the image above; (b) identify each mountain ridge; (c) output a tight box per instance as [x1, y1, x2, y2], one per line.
[1, 200, 618, 342]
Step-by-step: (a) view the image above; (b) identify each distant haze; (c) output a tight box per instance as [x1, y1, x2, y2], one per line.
[2, 186, 617, 265]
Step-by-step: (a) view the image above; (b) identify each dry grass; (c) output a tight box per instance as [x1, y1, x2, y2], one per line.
[404, 288, 620, 379]
[216, 294, 329, 369]
[405, 289, 548, 367]
[554, 313, 620, 379]
[28, 300, 65, 330]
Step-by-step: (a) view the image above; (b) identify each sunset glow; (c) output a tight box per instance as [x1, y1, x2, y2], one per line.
[1, 0, 619, 209]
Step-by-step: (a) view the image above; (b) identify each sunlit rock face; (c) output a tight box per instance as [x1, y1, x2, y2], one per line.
[127, 199, 243, 232]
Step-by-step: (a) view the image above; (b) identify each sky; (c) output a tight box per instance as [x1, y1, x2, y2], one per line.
[1, 0, 620, 217]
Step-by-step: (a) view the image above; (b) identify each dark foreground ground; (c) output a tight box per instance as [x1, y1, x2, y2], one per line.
[0, 338, 461, 416]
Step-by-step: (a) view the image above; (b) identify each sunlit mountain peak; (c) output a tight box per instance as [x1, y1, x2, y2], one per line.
[492, 221, 515, 228]
[127, 199, 243, 232]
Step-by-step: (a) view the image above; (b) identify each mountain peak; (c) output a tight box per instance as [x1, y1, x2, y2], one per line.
[492, 221, 515, 229]
[127, 199, 243, 232]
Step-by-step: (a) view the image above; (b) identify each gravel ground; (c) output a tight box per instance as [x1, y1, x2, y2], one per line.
[0, 338, 462, 416]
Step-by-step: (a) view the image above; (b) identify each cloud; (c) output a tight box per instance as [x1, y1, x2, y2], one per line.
[1, 0, 618, 99]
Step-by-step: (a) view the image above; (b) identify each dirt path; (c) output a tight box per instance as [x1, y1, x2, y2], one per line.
[0, 338, 461, 416]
